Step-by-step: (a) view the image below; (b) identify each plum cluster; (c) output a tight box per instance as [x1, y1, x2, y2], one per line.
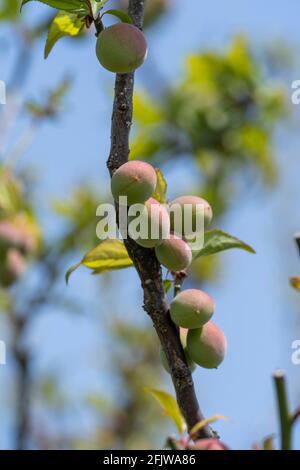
[170, 290, 227, 370]
[111, 160, 211, 271]
[111, 160, 227, 371]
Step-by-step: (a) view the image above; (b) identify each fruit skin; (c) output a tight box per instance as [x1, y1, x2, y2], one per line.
[111, 160, 157, 205]
[96, 23, 148, 73]
[155, 234, 192, 272]
[170, 289, 214, 329]
[187, 321, 227, 369]
[160, 328, 196, 374]
[128, 197, 170, 248]
[169, 195, 213, 237]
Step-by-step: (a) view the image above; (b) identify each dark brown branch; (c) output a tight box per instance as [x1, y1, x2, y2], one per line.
[106, 0, 213, 439]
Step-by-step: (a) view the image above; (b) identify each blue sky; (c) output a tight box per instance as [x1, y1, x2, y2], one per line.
[1, 0, 300, 450]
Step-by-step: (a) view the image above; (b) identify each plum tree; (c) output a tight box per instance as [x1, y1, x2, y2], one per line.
[170, 289, 214, 329]
[111, 160, 157, 205]
[187, 321, 227, 369]
[96, 23, 148, 74]
[128, 197, 170, 248]
[155, 233, 192, 271]
[160, 328, 196, 373]
[169, 195, 213, 237]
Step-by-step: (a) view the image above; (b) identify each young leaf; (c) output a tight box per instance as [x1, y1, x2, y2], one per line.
[290, 277, 300, 292]
[190, 414, 227, 438]
[45, 10, 84, 59]
[102, 9, 133, 24]
[152, 169, 167, 204]
[0, 0, 20, 21]
[66, 239, 133, 284]
[21, 0, 86, 13]
[145, 388, 186, 434]
[193, 229, 255, 260]
[163, 279, 172, 294]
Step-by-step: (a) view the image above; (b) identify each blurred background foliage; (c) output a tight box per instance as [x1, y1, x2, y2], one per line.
[0, 0, 297, 450]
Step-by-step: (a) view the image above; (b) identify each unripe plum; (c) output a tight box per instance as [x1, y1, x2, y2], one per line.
[96, 23, 148, 73]
[169, 195, 213, 237]
[155, 234, 192, 272]
[187, 321, 227, 369]
[111, 160, 157, 205]
[170, 289, 214, 329]
[128, 197, 170, 248]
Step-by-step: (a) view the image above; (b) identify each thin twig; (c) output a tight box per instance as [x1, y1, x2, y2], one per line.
[294, 233, 300, 258]
[273, 370, 292, 450]
[173, 271, 187, 298]
[291, 407, 300, 426]
[106, 0, 213, 439]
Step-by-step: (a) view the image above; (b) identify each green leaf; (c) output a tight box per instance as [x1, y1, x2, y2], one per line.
[145, 388, 186, 434]
[290, 277, 300, 292]
[190, 414, 227, 438]
[163, 279, 172, 294]
[152, 169, 167, 204]
[21, 0, 86, 13]
[0, 0, 20, 21]
[193, 229, 255, 260]
[66, 239, 133, 284]
[102, 9, 133, 24]
[44, 10, 84, 59]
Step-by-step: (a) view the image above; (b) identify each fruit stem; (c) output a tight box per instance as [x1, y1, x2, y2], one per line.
[173, 271, 187, 298]
[94, 15, 104, 36]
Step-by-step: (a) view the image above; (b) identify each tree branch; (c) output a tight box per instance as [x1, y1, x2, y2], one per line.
[106, 0, 213, 439]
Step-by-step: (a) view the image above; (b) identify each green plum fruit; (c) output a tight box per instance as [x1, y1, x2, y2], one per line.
[96, 23, 148, 73]
[169, 195, 213, 237]
[155, 234, 192, 272]
[170, 289, 214, 329]
[111, 160, 157, 205]
[128, 197, 170, 248]
[187, 321, 227, 369]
